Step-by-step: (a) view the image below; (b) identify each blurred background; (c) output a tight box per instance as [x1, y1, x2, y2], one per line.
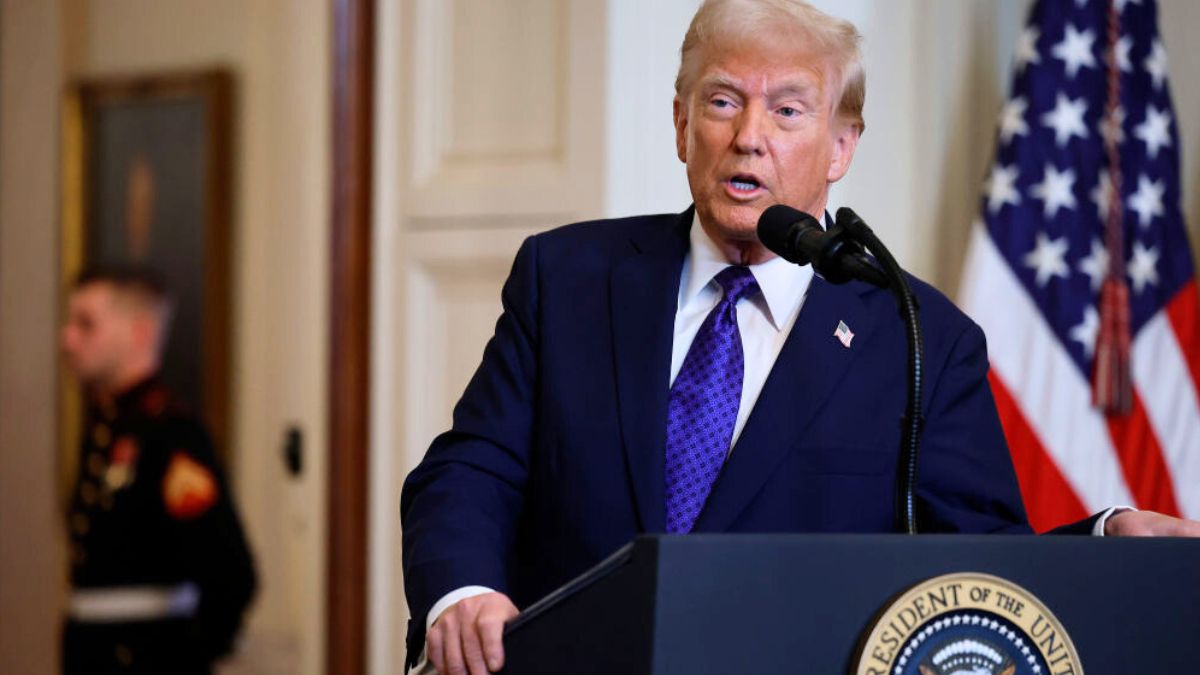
[1, 1, 1198, 674]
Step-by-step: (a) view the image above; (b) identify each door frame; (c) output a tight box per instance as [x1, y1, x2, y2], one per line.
[328, 0, 374, 672]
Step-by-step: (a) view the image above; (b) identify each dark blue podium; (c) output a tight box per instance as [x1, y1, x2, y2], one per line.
[501, 535, 1199, 674]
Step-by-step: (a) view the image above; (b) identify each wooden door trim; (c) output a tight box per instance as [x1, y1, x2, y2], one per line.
[328, 0, 374, 672]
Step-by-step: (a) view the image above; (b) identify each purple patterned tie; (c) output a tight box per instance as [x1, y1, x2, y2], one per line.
[665, 265, 760, 534]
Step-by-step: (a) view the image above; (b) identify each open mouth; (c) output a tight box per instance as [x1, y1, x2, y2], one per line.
[727, 174, 762, 194]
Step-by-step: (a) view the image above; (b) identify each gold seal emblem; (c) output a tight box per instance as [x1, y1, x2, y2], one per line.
[856, 572, 1082, 675]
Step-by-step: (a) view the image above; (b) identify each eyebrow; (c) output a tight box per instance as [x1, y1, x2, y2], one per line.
[698, 72, 821, 102]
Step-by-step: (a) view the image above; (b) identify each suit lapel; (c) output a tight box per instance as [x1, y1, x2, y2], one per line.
[692, 276, 877, 532]
[610, 210, 691, 533]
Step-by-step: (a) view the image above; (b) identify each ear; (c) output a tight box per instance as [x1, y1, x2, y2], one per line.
[129, 313, 159, 353]
[825, 119, 861, 184]
[673, 95, 689, 163]
[129, 312, 153, 348]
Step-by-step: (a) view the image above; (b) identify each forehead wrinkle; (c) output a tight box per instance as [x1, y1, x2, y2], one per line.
[698, 72, 744, 94]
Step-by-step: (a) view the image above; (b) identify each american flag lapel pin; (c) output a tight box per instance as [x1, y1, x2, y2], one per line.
[834, 320, 854, 348]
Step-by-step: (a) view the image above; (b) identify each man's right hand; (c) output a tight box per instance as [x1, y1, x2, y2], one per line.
[427, 591, 520, 675]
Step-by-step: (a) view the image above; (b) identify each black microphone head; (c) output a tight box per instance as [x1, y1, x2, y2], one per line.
[757, 204, 822, 264]
[834, 206, 863, 229]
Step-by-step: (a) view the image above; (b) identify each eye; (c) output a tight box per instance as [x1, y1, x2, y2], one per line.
[709, 95, 737, 110]
[777, 105, 801, 118]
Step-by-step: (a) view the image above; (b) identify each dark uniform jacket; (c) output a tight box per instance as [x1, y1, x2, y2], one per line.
[64, 376, 256, 675]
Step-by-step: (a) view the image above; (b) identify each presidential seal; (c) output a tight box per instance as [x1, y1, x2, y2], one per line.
[855, 573, 1082, 675]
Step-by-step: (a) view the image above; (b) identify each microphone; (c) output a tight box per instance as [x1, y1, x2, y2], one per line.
[756, 204, 889, 288]
[760, 204, 925, 534]
[835, 207, 926, 535]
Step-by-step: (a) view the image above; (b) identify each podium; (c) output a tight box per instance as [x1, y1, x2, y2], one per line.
[501, 535, 1199, 674]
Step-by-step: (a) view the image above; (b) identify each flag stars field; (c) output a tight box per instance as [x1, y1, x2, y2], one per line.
[1023, 232, 1071, 287]
[1014, 26, 1041, 71]
[1070, 306, 1100, 358]
[1090, 170, 1113, 221]
[1128, 175, 1165, 228]
[1144, 40, 1168, 89]
[1041, 93, 1089, 147]
[985, 164, 1022, 213]
[999, 97, 1030, 143]
[1051, 24, 1097, 78]
[1134, 106, 1172, 159]
[1100, 105, 1126, 146]
[1115, 35, 1133, 72]
[1128, 242, 1161, 293]
[1078, 239, 1110, 292]
[1030, 164, 1078, 219]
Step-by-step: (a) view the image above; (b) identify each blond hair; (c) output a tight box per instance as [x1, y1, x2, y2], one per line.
[675, 0, 865, 132]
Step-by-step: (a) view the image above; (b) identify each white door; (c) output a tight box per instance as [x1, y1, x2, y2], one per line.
[370, 0, 607, 672]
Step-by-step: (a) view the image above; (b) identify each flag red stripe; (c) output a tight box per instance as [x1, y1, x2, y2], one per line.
[1105, 392, 1181, 516]
[1165, 280, 1200, 399]
[988, 370, 1089, 533]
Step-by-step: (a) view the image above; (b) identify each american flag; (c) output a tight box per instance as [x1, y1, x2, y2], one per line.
[960, 0, 1200, 531]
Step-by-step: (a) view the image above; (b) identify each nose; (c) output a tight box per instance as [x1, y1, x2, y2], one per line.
[61, 325, 77, 354]
[732, 103, 768, 156]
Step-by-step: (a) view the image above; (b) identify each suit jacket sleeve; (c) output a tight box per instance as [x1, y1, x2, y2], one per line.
[400, 234, 541, 644]
[914, 318, 1034, 534]
[913, 314, 1107, 535]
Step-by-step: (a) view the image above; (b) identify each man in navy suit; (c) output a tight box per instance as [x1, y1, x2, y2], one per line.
[401, 1, 1199, 673]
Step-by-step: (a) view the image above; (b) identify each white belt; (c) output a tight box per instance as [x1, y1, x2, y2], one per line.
[68, 583, 200, 623]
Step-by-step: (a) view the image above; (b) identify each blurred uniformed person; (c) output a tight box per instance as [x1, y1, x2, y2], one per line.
[59, 266, 256, 675]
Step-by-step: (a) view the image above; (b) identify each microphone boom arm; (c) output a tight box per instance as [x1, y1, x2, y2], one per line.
[836, 208, 925, 535]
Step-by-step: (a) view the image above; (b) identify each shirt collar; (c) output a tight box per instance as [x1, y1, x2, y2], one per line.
[679, 211, 814, 331]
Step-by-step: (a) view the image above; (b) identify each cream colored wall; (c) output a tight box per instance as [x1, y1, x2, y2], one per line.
[0, 2, 67, 672]
[1159, 0, 1200, 259]
[0, 1, 330, 673]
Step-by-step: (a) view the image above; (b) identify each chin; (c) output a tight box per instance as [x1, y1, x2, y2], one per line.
[708, 205, 763, 241]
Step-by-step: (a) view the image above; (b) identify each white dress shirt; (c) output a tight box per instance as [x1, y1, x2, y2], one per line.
[672, 212, 813, 448]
